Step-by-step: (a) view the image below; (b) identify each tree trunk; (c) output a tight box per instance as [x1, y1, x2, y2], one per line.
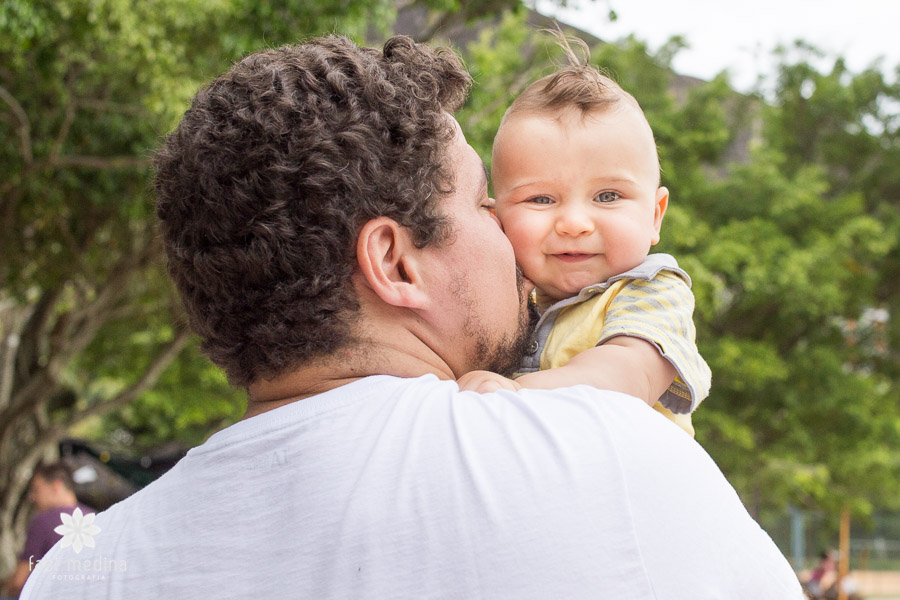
[0, 288, 190, 577]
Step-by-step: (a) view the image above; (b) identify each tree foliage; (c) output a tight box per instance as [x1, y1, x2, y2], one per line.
[623, 42, 900, 518]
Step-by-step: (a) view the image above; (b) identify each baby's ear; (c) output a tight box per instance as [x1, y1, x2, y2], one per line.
[651, 187, 669, 245]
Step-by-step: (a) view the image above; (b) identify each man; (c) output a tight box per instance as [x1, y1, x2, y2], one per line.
[2, 463, 92, 597]
[23, 35, 802, 598]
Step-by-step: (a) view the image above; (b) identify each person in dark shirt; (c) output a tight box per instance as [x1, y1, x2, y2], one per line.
[1, 463, 92, 597]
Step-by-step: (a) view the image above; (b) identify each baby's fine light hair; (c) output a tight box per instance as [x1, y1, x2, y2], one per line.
[499, 29, 661, 182]
[503, 29, 640, 121]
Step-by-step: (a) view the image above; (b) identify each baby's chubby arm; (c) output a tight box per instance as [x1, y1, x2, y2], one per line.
[457, 336, 675, 405]
[514, 336, 676, 406]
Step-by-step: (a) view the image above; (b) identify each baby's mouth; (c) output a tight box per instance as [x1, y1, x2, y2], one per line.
[553, 253, 595, 263]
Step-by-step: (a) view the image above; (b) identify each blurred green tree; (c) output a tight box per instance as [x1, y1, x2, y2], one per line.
[703, 44, 900, 523]
[601, 39, 900, 520]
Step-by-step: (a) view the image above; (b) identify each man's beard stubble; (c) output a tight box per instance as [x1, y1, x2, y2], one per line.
[459, 265, 533, 377]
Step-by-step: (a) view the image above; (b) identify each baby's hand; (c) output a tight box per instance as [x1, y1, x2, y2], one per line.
[457, 370, 521, 394]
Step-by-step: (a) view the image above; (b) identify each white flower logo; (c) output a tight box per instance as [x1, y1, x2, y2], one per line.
[53, 507, 101, 554]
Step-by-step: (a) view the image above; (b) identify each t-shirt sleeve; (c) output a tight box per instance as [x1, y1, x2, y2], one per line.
[596, 270, 711, 414]
[595, 393, 804, 598]
[20, 511, 58, 562]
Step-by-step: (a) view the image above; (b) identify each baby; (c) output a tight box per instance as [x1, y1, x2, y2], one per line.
[458, 40, 710, 435]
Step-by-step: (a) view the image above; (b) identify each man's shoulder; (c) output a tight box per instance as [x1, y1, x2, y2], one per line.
[449, 384, 692, 461]
[384, 376, 674, 439]
[19, 377, 801, 600]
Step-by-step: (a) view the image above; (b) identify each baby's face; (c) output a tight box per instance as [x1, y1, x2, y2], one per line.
[492, 106, 668, 302]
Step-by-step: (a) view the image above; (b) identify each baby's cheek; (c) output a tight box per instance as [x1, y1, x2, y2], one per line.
[503, 231, 531, 264]
[495, 214, 536, 259]
[510, 247, 545, 284]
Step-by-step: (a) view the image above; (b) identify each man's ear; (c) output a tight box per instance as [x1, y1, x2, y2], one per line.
[651, 186, 669, 245]
[356, 217, 428, 309]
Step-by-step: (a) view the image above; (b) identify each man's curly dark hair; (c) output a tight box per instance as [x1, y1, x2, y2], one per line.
[154, 35, 472, 387]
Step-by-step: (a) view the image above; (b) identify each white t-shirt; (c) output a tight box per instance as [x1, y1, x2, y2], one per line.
[22, 375, 802, 599]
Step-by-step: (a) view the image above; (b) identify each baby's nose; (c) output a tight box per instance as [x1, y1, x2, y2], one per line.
[555, 205, 595, 236]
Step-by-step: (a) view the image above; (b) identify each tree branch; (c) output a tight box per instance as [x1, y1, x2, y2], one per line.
[0, 371, 58, 446]
[53, 214, 100, 283]
[0, 303, 34, 413]
[1, 327, 191, 533]
[15, 329, 191, 469]
[0, 428, 54, 533]
[0, 332, 18, 414]
[49, 97, 77, 163]
[0, 84, 32, 165]
[15, 287, 64, 381]
[69, 328, 192, 425]
[0, 179, 19, 205]
[43, 236, 162, 394]
[4, 233, 161, 440]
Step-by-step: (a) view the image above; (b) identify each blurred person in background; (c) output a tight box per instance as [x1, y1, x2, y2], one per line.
[1, 463, 93, 598]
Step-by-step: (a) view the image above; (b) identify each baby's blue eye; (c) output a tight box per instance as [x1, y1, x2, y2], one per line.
[595, 191, 620, 203]
[527, 195, 553, 205]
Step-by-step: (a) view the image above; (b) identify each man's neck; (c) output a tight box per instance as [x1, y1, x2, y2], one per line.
[243, 336, 455, 421]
